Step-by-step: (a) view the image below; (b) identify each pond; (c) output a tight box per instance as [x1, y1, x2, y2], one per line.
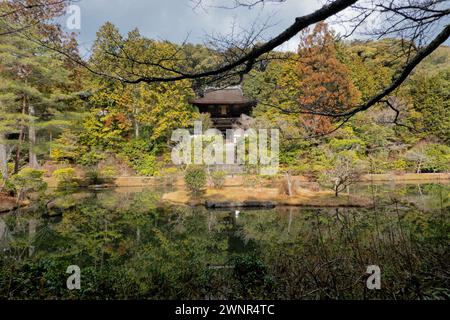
[0, 182, 449, 299]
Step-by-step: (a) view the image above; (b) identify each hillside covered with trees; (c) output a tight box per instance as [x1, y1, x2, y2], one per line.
[0, 0, 449, 303]
[0, 0, 449, 202]
[1, 21, 449, 188]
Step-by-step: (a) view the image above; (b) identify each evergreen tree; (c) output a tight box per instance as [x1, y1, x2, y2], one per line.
[0, 31, 77, 177]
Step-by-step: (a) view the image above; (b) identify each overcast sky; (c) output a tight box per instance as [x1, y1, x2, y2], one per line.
[65, 0, 449, 57]
[68, 0, 322, 57]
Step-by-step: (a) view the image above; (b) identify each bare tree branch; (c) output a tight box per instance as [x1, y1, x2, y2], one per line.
[276, 23, 449, 119]
[7, 0, 449, 122]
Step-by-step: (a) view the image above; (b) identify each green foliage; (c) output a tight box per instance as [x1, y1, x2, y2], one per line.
[329, 137, 366, 154]
[409, 69, 450, 143]
[210, 170, 226, 189]
[342, 39, 398, 100]
[52, 167, 78, 192]
[85, 168, 103, 185]
[85, 169, 101, 185]
[133, 154, 157, 176]
[427, 143, 450, 172]
[184, 165, 206, 196]
[85, 165, 118, 185]
[10, 168, 47, 199]
[51, 130, 83, 162]
[1, 16, 449, 182]
[52, 167, 76, 181]
[100, 166, 118, 179]
[0, 23, 82, 170]
[77, 149, 107, 166]
[89, 23, 196, 144]
[404, 142, 450, 173]
[117, 139, 158, 176]
[1, 186, 448, 300]
[389, 159, 408, 173]
[423, 144, 450, 173]
[232, 254, 269, 297]
[79, 110, 130, 150]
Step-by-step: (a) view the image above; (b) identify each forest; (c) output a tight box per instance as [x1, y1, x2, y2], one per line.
[0, 15, 449, 200]
[0, 0, 449, 302]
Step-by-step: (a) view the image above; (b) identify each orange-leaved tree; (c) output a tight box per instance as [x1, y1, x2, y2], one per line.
[296, 22, 360, 134]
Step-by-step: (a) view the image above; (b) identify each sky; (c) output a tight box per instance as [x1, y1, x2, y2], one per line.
[63, 0, 449, 58]
[66, 0, 323, 57]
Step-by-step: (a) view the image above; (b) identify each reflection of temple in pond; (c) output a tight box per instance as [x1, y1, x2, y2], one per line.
[207, 209, 259, 254]
[1, 184, 448, 300]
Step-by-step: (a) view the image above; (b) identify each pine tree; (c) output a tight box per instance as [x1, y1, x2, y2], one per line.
[0, 31, 77, 177]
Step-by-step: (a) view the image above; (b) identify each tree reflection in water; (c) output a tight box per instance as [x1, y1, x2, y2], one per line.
[0, 183, 448, 299]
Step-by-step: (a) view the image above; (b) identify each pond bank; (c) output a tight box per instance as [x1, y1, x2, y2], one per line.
[0, 194, 28, 213]
[162, 187, 372, 208]
[43, 172, 450, 188]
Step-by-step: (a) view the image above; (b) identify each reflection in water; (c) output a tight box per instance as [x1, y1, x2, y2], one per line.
[28, 219, 36, 257]
[0, 183, 449, 300]
[0, 220, 5, 240]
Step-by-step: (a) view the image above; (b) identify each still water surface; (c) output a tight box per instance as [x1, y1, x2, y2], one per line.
[0, 183, 448, 299]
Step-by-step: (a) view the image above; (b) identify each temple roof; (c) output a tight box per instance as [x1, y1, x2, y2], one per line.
[190, 87, 257, 105]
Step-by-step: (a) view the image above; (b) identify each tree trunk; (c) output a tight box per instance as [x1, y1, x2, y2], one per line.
[28, 105, 39, 169]
[28, 219, 36, 257]
[0, 134, 9, 180]
[133, 105, 140, 138]
[334, 178, 339, 197]
[0, 220, 6, 240]
[134, 120, 140, 138]
[285, 172, 293, 197]
[136, 227, 141, 243]
[14, 95, 27, 173]
[287, 207, 293, 234]
[49, 131, 52, 157]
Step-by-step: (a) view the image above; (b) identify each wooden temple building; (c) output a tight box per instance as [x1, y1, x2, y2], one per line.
[190, 87, 257, 133]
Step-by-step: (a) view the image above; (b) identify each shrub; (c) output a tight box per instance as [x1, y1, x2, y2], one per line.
[50, 129, 83, 162]
[210, 171, 226, 189]
[10, 168, 47, 200]
[52, 168, 78, 192]
[243, 174, 263, 188]
[134, 154, 157, 176]
[184, 165, 206, 196]
[85, 168, 104, 185]
[404, 143, 450, 173]
[117, 139, 158, 176]
[278, 173, 296, 196]
[99, 166, 118, 179]
[319, 154, 362, 197]
[155, 167, 179, 185]
[77, 150, 107, 166]
[389, 159, 408, 173]
[424, 144, 450, 173]
[85, 166, 117, 185]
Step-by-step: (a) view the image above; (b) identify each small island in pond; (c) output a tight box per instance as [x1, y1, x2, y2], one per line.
[162, 187, 372, 208]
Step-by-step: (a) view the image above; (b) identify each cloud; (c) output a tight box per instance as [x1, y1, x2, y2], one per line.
[69, 0, 449, 58]
[72, 0, 321, 56]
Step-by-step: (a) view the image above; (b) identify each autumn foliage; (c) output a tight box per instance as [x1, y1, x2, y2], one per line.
[296, 22, 360, 134]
